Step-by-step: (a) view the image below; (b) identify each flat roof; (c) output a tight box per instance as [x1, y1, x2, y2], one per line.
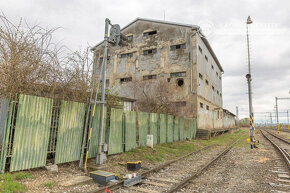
[91, 17, 223, 72]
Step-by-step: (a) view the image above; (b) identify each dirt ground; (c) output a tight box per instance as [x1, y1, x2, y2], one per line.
[15, 128, 290, 192]
[182, 129, 290, 193]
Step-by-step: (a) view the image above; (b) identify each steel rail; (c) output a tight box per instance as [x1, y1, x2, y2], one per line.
[92, 145, 213, 193]
[265, 129, 290, 145]
[167, 134, 245, 193]
[260, 130, 290, 170]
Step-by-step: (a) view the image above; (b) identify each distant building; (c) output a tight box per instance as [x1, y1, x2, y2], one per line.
[92, 18, 233, 130]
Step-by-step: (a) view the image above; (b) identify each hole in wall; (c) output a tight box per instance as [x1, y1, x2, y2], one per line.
[177, 79, 184, 87]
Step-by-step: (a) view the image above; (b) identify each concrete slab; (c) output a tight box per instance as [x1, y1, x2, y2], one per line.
[60, 176, 93, 187]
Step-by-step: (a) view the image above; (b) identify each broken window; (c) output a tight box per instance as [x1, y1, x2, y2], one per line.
[211, 65, 214, 70]
[170, 72, 186, 78]
[143, 75, 157, 80]
[205, 79, 209, 85]
[174, 101, 186, 107]
[200, 102, 203, 108]
[199, 73, 203, 80]
[127, 35, 133, 41]
[205, 55, 208, 62]
[170, 43, 186, 50]
[206, 105, 209, 110]
[143, 30, 157, 37]
[120, 77, 132, 83]
[99, 56, 111, 61]
[212, 86, 215, 91]
[198, 46, 203, 54]
[143, 49, 157, 55]
[120, 53, 133, 58]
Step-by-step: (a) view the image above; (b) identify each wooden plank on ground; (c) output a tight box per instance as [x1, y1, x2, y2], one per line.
[148, 177, 179, 183]
[143, 181, 170, 187]
[128, 187, 159, 193]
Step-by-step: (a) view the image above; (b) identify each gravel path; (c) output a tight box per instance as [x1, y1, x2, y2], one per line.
[181, 130, 290, 193]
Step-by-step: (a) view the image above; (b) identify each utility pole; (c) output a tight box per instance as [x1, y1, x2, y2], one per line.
[236, 106, 239, 129]
[275, 97, 279, 133]
[287, 110, 289, 130]
[245, 16, 255, 151]
[270, 112, 273, 129]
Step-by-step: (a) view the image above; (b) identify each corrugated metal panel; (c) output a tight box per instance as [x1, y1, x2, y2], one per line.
[125, 111, 136, 151]
[149, 113, 158, 144]
[167, 115, 174, 143]
[191, 119, 197, 139]
[10, 95, 53, 172]
[138, 112, 148, 147]
[0, 98, 12, 173]
[0, 98, 9, 147]
[179, 117, 185, 141]
[55, 101, 85, 164]
[88, 105, 107, 158]
[159, 114, 167, 144]
[184, 119, 190, 139]
[174, 117, 179, 141]
[108, 108, 123, 155]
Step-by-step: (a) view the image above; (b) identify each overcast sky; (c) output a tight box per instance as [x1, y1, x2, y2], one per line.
[1, 0, 290, 123]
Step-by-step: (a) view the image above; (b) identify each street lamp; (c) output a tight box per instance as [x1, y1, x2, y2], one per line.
[245, 16, 255, 151]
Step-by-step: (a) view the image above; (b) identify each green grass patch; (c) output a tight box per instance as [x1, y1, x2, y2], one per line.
[0, 173, 26, 193]
[44, 182, 54, 189]
[15, 172, 32, 180]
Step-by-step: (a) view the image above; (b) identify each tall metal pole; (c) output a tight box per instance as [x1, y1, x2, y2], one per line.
[96, 18, 110, 165]
[245, 16, 255, 150]
[287, 110, 289, 130]
[236, 106, 239, 129]
[270, 112, 273, 129]
[275, 96, 279, 133]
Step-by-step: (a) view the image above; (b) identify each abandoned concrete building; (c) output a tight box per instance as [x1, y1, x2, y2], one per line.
[92, 18, 236, 130]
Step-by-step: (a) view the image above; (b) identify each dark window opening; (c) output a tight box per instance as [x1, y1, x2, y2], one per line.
[120, 53, 133, 58]
[205, 79, 209, 85]
[200, 102, 203, 108]
[120, 77, 132, 83]
[167, 78, 171, 82]
[206, 105, 209, 110]
[211, 65, 214, 70]
[127, 35, 133, 41]
[212, 86, 215, 91]
[216, 72, 218, 76]
[170, 43, 186, 50]
[198, 46, 203, 54]
[143, 30, 157, 37]
[220, 93, 222, 97]
[205, 55, 208, 61]
[170, 72, 186, 78]
[174, 101, 186, 107]
[100, 56, 110, 61]
[199, 73, 203, 80]
[143, 75, 157, 80]
[177, 79, 184, 86]
[219, 76, 221, 80]
[217, 90, 219, 95]
[143, 49, 157, 55]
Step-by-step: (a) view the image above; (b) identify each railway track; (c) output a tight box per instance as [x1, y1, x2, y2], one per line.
[261, 129, 290, 169]
[95, 133, 245, 193]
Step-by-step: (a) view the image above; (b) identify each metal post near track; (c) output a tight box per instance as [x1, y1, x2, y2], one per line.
[270, 112, 273, 129]
[245, 16, 255, 151]
[275, 97, 290, 133]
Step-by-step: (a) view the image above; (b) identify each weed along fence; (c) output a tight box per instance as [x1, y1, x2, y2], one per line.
[0, 94, 197, 173]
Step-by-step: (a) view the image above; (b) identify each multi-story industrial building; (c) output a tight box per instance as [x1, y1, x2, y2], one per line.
[92, 18, 234, 130]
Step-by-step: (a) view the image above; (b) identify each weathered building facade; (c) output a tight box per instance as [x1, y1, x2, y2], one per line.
[92, 18, 234, 130]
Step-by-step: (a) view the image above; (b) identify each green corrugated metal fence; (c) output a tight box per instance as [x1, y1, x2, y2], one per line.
[179, 117, 185, 141]
[138, 111, 148, 147]
[87, 105, 107, 158]
[184, 119, 190, 139]
[191, 119, 197, 139]
[149, 113, 158, 144]
[108, 108, 123, 155]
[174, 117, 179, 141]
[159, 114, 167, 144]
[167, 115, 174, 143]
[10, 95, 53, 172]
[55, 101, 85, 164]
[125, 111, 136, 151]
